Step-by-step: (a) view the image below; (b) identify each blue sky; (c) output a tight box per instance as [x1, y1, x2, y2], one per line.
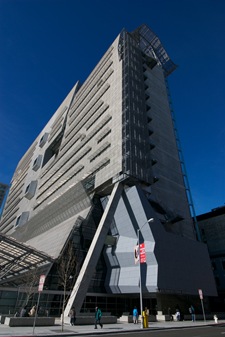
[0, 0, 225, 215]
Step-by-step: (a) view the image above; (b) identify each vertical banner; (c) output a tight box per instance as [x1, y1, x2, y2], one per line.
[198, 289, 203, 300]
[198, 289, 206, 322]
[134, 245, 139, 264]
[134, 243, 146, 264]
[33, 274, 46, 335]
[38, 274, 46, 292]
[140, 243, 146, 263]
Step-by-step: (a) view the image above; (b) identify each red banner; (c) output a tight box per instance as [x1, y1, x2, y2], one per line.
[140, 243, 146, 263]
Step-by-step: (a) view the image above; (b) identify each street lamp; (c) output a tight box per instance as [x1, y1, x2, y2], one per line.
[137, 217, 154, 329]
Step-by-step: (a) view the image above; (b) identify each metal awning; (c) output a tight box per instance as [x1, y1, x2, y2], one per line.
[0, 233, 54, 285]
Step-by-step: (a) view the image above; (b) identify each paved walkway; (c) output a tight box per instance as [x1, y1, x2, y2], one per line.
[0, 319, 224, 336]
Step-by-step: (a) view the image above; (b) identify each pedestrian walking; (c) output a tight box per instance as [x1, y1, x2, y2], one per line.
[69, 307, 76, 326]
[189, 305, 195, 322]
[94, 306, 103, 329]
[133, 306, 138, 324]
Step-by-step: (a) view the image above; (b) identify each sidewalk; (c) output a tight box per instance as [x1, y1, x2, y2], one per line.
[0, 318, 224, 336]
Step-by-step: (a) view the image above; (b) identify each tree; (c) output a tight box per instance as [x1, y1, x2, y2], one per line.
[15, 268, 41, 313]
[57, 240, 78, 331]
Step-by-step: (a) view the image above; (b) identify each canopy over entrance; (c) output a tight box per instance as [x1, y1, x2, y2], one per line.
[0, 233, 54, 286]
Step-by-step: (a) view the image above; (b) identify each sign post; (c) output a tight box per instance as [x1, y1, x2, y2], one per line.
[137, 229, 144, 328]
[198, 289, 206, 322]
[136, 218, 154, 329]
[33, 275, 46, 335]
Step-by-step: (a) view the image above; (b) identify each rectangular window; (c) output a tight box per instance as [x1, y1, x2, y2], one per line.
[15, 216, 21, 227]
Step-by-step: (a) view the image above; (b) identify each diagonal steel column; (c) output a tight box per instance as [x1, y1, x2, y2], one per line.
[65, 182, 123, 316]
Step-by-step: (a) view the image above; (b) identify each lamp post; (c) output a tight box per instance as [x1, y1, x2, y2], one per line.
[137, 218, 154, 329]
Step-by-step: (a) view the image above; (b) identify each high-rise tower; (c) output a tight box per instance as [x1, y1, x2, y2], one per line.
[0, 25, 216, 316]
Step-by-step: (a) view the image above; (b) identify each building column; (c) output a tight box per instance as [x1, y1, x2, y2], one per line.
[64, 182, 123, 317]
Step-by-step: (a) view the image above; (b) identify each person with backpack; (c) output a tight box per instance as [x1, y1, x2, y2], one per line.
[94, 306, 103, 329]
[189, 305, 195, 322]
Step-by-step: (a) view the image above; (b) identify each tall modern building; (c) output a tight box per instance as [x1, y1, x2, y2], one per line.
[0, 25, 217, 316]
[0, 183, 8, 209]
[197, 206, 225, 311]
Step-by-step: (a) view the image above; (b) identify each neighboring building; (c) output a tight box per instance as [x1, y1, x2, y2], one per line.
[0, 24, 217, 316]
[197, 206, 225, 311]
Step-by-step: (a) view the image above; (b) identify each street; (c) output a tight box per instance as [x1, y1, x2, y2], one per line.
[1, 321, 225, 337]
[71, 325, 225, 337]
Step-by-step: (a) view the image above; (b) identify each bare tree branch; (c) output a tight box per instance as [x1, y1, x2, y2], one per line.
[57, 240, 78, 331]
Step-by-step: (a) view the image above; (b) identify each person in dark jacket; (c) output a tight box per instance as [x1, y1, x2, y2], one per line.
[69, 307, 76, 326]
[94, 306, 103, 329]
[20, 305, 29, 317]
[189, 305, 195, 322]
